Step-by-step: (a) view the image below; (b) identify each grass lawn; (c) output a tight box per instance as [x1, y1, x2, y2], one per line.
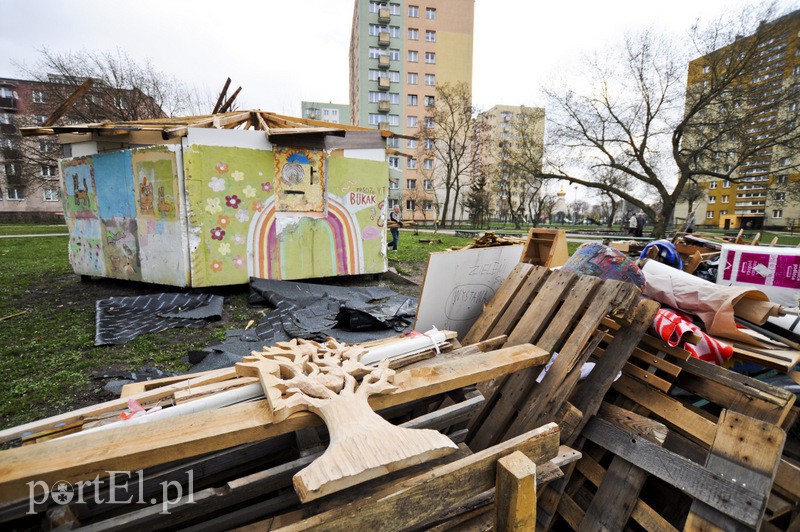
[0, 223, 68, 236]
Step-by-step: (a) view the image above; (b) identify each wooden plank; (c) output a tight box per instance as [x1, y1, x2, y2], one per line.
[568, 299, 660, 443]
[462, 263, 533, 345]
[685, 410, 786, 531]
[42, 79, 94, 127]
[495, 451, 537, 531]
[673, 356, 796, 425]
[622, 362, 673, 393]
[274, 423, 560, 532]
[486, 264, 550, 341]
[629, 346, 682, 378]
[0, 368, 238, 444]
[613, 374, 717, 446]
[0, 343, 549, 502]
[582, 416, 766, 528]
[505, 281, 639, 439]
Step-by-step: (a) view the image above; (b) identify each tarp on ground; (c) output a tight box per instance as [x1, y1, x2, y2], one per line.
[95, 293, 224, 345]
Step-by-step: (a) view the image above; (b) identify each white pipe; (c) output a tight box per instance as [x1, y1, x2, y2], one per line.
[62, 383, 264, 439]
[360, 329, 450, 365]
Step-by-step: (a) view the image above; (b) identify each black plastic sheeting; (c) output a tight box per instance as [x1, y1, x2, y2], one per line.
[95, 293, 224, 346]
[191, 278, 417, 372]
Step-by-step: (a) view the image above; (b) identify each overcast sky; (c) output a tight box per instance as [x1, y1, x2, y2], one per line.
[3, 0, 796, 115]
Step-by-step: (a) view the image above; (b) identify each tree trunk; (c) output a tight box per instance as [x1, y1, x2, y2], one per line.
[293, 393, 457, 502]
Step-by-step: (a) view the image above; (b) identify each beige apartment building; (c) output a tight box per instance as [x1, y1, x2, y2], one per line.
[348, 0, 474, 222]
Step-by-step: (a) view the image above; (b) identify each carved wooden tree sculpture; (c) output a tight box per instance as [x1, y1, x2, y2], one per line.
[236, 338, 458, 502]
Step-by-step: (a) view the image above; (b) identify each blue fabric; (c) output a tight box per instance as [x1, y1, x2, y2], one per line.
[639, 239, 683, 269]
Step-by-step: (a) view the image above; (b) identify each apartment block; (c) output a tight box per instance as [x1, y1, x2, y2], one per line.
[348, 0, 474, 221]
[675, 10, 800, 230]
[300, 101, 351, 125]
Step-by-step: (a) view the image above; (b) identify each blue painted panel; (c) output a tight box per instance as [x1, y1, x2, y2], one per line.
[94, 150, 136, 220]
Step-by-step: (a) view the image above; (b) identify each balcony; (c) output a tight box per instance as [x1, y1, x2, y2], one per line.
[0, 97, 16, 111]
[306, 109, 321, 120]
[378, 55, 390, 68]
[377, 77, 391, 90]
[378, 100, 390, 112]
[0, 147, 21, 160]
[378, 7, 390, 22]
[378, 32, 390, 46]
[0, 123, 18, 135]
[379, 122, 391, 131]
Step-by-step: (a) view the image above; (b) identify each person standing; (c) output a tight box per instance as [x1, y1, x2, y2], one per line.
[636, 213, 646, 237]
[388, 205, 403, 251]
[628, 213, 638, 236]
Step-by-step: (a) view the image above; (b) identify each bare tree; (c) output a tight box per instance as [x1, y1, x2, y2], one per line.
[527, 4, 800, 237]
[419, 82, 485, 227]
[527, 187, 557, 227]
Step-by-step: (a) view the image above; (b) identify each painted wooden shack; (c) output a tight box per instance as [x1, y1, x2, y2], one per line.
[22, 112, 390, 287]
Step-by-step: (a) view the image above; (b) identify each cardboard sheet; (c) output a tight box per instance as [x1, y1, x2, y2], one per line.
[642, 259, 767, 346]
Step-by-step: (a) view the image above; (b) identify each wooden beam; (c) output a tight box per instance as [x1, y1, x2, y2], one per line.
[218, 86, 242, 113]
[274, 423, 560, 532]
[42, 78, 94, 127]
[495, 451, 537, 531]
[212, 77, 232, 114]
[0, 343, 549, 502]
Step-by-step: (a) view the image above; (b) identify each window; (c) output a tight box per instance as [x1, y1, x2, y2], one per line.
[423, 158, 433, 169]
[708, 195, 716, 203]
[408, 5, 418, 17]
[406, 199, 416, 211]
[424, 117, 434, 128]
[387, 70, 400, 82]
[702, 65, 710, 74]
[368, 113, 387, 125]
[0, 87, 12, 98]
[721, 195, 729, 203]
[794, 65, 800, 75]
[407, 116, 418, 127]
[425, 30, 436, 42]
[425, 52, 435, 64]
[408, 72, 418, 84]
[390, 3, 400, 15]
[388, 92, 400, 104]
[7, 187, 24, 200]
[408, 50, 419, 62]
[389, 48, 400, 60]
[369, 91, 386, 103]
[368, 2, 384, 13]
[388, 198, 400, 208]
[0, 113, 12, 124]
[407, 158, 417, 169]
[388, 156, 400, 168]
[389, 26, 400, 37]
[423, 179, 433, 190]
[407, 139, 417, 148]
[775, 192, 786, 201]
[423, 200, 433, 211]
[425, 74, 435, 86]
[40, 164, 57, 177]
[389, 180, 399, 190]
[776, 175, 787, 184]
[709, 181, 718, 189]
[722, 180, 730, 188]
[424, 95, 435, 107]
[720, 210, 728, 215]
[4, 162, 17, 176]
[426, 7, 436, 19]
[706, 211, 714, 219]
[114, 96, 129, 110]
[780, 156, 792, 166]
[408, 28, 418, 40]
[424, 138, 434, 150]
[43, 188, 59, 202]
[386, 137, 399, 148]
[407, 179, 417, 189]
[36, 115, 47, 125]
[0, 138, 13, 149]
[408, 94, 418, 105]
[388, 114, 400, 125]
[369, 47, 382, 59]
[773, 209, 783, 218]
[32, 90, 45, 103]
[368, 23, 386, 36]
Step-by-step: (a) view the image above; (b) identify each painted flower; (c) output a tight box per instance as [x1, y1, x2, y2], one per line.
[215, 161, 229, 174]
[217, 215, 230, 227]
[210, 226, 225, 241]
[261, 182, 273, 193]
[205, 197, 222, 214]
[235, 208, 250, 223]
[242, 185, 256, 198]
[232, 255, 246, 269]
[252, 200, 264, 212]
[218, 242, 231, 256]
[210, 260, 223, 273]
[225, 195, 242, 209]
[231, 170, 245, 182]
[232, 233, 245, 245]
[209, 176, 226, 192]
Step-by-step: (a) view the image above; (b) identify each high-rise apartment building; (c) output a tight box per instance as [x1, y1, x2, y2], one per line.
[348, 0, 474, 221]
[675, 10, 800, 230]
